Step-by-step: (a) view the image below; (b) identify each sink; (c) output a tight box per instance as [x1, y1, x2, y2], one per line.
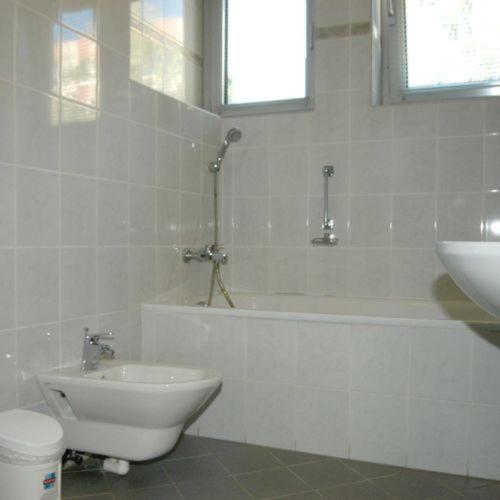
[37, 361, 221, 462]
[436, 241, 500, 319]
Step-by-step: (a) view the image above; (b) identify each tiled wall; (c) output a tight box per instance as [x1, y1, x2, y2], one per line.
[221, 0, 500, 301]
[0, 0, 220, 413]
[143, 307, 500, 480]
[131, 0, 204, 106]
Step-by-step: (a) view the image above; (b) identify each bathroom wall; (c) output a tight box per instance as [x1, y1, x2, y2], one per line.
[130, 0, 204, 106]
[0, 0, 220, 413]
[222, 0, 500, 301]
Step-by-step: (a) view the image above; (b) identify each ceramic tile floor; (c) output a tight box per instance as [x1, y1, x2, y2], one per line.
[62, 435, 500, 500]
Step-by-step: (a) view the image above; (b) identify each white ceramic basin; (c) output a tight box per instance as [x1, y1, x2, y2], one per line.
[436, 241, 500, 319]
[37, 361, 221, 461]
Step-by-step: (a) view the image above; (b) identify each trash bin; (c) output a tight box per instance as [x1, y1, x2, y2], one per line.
[0, 409, 64, 500]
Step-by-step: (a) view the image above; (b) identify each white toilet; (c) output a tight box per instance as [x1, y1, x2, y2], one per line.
[0, 409, 65, 500]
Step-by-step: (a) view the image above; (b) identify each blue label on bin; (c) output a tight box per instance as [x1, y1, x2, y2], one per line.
[43, 472, 56, 490]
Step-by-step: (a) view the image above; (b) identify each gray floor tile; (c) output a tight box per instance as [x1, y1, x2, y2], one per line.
[63, 455, 103, 473]
[70, 495, 115, 500]
[106, 462, 170, 492]
[290, 460, 365, 489]
[342, 459, 402, 479]
[461, 484, 500, 499]
[197, 436, 250, 454]
[114, 484, 181, 499]
[320, 480, 392, 499]
[62, 471, 110, 498]
[272, 491, 323, 499]
[162, 455, 228, 483]
[373, 471, 451, 500]
[236, 468, 310, 499]
[268, 447, 327, 466]
[216, 447, 282, 473]
[163, 434, 210, 461]
[176, 476, 252, 500]
[431, 472, 493, 493]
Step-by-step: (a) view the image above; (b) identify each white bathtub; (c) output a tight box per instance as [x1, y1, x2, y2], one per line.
[142, 293, 500, 480]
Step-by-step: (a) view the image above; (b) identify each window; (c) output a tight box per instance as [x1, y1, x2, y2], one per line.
[373, 0, 500, 104]
[204, 0, 314, 115]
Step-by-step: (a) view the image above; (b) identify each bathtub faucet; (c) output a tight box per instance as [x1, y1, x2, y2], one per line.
[81, 328, 115, 371]
[182, 245, 228, 265]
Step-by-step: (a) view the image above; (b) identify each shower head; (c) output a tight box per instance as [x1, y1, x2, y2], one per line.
[225, 127, 242, 144]
[209, 128, 243, 173]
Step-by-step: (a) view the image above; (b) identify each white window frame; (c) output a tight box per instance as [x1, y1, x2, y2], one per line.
[203, 0, 315, 116]
[372, 0, 500, 106]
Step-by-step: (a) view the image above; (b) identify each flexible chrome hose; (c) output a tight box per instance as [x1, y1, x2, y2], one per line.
[206, 171, 235, 308]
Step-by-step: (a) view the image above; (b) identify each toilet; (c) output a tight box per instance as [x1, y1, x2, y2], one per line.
[0, 409, 65, 500]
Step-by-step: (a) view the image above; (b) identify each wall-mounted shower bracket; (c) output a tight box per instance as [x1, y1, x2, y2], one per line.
[311, 165, 339, 246]
[182, 245, 228, 265]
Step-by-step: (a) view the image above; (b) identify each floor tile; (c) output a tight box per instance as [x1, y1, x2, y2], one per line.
[290, 460, 365, 489]
[114, 485, 181, 499]
[461, 484, 500, 499]
[272, 491, 323, 499]
[70, 495, 114, 500]
[216, 447, 282, 473]
[342, 459, 402, 479]
[106, 462, 170, 492]
[431, 472, 492, 493]
[236, 468, 310, 499]
[162, 455, 228, 483]
[163, 434, 210, 461]
[176, 476, 251, 500]
[320, 480, 392, 499]
[268, 447, 326, 466]
[372, 470, 451, 500]
[63, 455, 103, 473]
[62, 471, 110, 498]
[197, 436, 250, 454]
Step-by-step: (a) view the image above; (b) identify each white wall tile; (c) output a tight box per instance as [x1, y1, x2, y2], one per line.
[347, 249, 391, 297]
[97, 247, 128, 313]
[408, 398, 469, 475]
[350, 141, 393, 194]
[198, 378, 245, 442]
[350, 392, 407, 466]
[129, 122, 156, 185]
[0, 0, 14, 82]
[268, 247, 307, 294]
[0, 330, 18, 411]
[410, 327, 472, 401]
[472, 330, 500, 405]
[16, 7, 59, 94]
[392, 195, 435, 247]
[17, 323, 60, 406]
[232, 198, 268, 246]
[349, 196, 391, 247]
[351, 325, 409, 395]
[246, 319, 297, 384]
[17, 248, 59, 327]
[295, 387, 349, 457]
[350, 90, 392, 141]
[156, 313, 199, 365]
[61, 248, 96, 320]
[438, 101, 484, 137]
[269, 147, 308, 196]
[61, 102, 97, 176]
[437, 193, 482, 242]
[0, 163, 15, 246]
[0, 81, 14, 164]
[390, 250, 436, 300]
[469, 404, 500, 480]
[393, 104, 437, 139]
[307, 247, 348, 296]
[199, 315, 246, 378]
[16, 87, 59, 171]
[99, 0, 129, 54]
[297, 322, 350, 390]
[270, 197, 307, 247]
[98, 112, 129, 181]
[128, 246, 156, 306]
[99, 46, 129, 118]
[316, 39, 349, 92]
[61, 175, 96, 246]
[311, 92, 349, 143]
[156, 131, 180, 189]
[245, 381, 295, 449]
[97, 180, 129, 245]
[129, 185, 156, 245]
[0, 250, 14, 331]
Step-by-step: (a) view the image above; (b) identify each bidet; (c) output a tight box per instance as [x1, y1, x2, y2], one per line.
[37, 361, 221, 473]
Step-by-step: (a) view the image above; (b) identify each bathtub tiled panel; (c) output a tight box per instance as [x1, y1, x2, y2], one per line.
[0, 0, 221, 413]
[221, 0, 500, 302]
[144, 309, 500, 480]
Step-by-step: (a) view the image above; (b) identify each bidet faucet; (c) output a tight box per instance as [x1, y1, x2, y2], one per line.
[81, 328, 115, 371]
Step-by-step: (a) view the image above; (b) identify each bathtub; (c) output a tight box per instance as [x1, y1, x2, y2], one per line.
[142, 293, 500, 480]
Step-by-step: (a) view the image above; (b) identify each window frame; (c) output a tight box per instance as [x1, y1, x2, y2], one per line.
[203, 0, 315, 116]
[372, 0, 500, 106]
